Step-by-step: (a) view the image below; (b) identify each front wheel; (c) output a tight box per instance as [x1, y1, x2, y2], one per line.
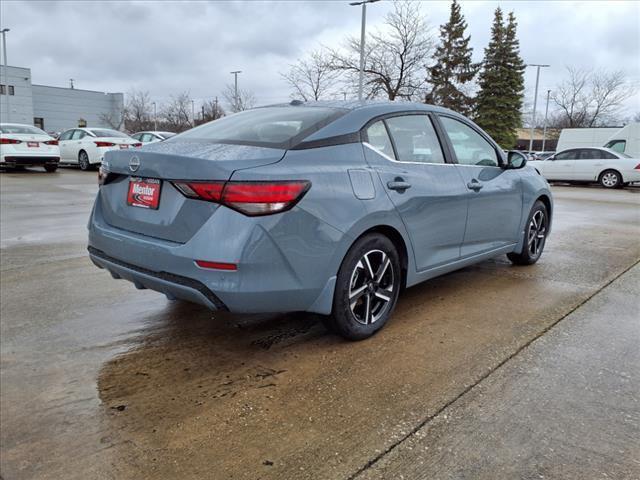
[507, 200, 549, 265]
[599, 169, 622, 189]
[323, 233, 401, 340]
[79, 151, 91, 171]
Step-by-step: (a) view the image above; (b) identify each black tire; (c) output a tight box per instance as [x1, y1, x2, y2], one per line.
[507, 200, 549, 265]
[323, 233, 401, 340]
[44, 164, 58, 173]
[599, 169, 622, 189]
[79, 151, 91, 171]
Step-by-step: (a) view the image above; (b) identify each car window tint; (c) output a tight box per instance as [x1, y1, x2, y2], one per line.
[144, 133, 155, 142]
[385, 115, 445, 163]
[59, 130, 73, 141]
[71, 130, 85, 140]
[601, 150, 617, 160]
[579, 149, 601, 160]
[365, 121, 396, 160]
[554, 150, 578, 160]
[439, 116, 498, 167]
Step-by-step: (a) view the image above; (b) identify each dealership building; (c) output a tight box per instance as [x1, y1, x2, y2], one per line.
[0, 65, 124, 134]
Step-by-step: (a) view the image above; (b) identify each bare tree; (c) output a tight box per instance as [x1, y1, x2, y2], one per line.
[551, 67, 636, 127]
[123, 89, 154, 132]
[99, 110, 125, 130]
[329, 0, 434, 100]
[161, 91, 193, 132]
[282, 50, 340, 101]
[201, 97, 225, 123]
[223, 84, 256, 113]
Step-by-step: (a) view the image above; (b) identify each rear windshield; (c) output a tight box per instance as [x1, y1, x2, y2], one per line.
[0, 124, 47, 135]
[158, 132, 176, 139]
[88, 129, 130, 138]
[174, 106, 345, 148]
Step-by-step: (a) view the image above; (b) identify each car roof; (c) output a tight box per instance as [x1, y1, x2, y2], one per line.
[0, 122, 42, 127]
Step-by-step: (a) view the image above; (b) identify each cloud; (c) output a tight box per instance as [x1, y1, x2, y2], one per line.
[1, 0, 638, 116]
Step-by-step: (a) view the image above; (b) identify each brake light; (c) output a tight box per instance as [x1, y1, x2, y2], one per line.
[172, 180, 310, 216]
[94, 141, 116, 147]
[635, 163, 640, 170]
[44, 140, 59, 145]
[195, 260, 238, 271]
[0, 138, 21, 144]
[132, 143, 142, 148]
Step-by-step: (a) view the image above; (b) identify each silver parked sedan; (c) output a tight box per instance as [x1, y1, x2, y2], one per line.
[88, 101, 553, 340]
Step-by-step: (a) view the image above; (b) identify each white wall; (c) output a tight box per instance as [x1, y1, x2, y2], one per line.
[0, 65, 34, 124]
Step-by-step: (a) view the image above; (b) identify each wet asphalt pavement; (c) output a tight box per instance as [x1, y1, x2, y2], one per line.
[1, 169, 639, 480]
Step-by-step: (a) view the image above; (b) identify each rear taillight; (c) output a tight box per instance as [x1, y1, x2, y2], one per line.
[44, 140, 59, 145]
[132, 143, 143, 148]
[172, 180, 310, 216]
[94, 141, 116, 147]
[635, 163, 640, 170]
[0, 138, 21, 144]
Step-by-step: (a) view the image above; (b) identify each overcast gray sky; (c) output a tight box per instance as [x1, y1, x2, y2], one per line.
[2, 0, 639, 118]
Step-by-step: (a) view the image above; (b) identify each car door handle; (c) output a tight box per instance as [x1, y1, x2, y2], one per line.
[387, 180, 412, 191]
[467, 179, 483, 191]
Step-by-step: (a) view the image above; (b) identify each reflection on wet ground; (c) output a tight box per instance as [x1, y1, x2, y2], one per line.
[1, 169, 639, 479]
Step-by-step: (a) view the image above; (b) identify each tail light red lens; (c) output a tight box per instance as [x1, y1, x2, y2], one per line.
[0, 138, 21, 144]
[172, 180, 310, 216]
[94, 141, 116, 147]
[132, 143, 143, 148]
[635, 163, 640, 170]
[44, 140, 59, 145]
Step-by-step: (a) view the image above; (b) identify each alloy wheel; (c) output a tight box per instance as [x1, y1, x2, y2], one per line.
[601, 172, 618, 188]
[527, 210, 547, 258]
[348, 249, 395, 325]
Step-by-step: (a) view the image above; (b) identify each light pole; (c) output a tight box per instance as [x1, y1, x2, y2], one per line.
[349, 0, 380, 101]
[527, 64, 550, 152]
[1, 28, 10, 122]
[191, 99, 195, 126]
[230, 70, 241, 111]
[152, 101, 157, 131]
[541, 89, 551, 152]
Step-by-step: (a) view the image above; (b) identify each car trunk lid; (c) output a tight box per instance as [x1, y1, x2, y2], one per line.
[97, 142, 285, 243]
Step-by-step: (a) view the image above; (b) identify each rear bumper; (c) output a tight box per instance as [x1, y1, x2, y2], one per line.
[88, 246, 228, 310]
[0, 155, 59, 167]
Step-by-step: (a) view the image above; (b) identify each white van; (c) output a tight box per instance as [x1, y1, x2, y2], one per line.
[556, 127, 619, 152]
[603, 123, 640, 158]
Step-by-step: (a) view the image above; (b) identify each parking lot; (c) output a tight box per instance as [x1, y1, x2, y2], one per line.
[1, 169, 639, 479]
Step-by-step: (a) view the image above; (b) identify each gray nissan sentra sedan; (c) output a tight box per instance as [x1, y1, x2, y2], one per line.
[88, 101, 552, 340]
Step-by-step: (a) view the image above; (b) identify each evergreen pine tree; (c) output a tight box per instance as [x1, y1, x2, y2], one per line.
[474, 8, 526, 148]
[426, 0, 478, 115]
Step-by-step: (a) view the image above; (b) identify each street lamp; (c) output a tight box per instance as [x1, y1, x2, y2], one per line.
[541, 89, 551, 152]
[230, 70, 242, 111]
[527, 63, 550, 152]
[152, 101, 157, 131]
[349, 0, 380, 101]
[1, 28, 10, 122]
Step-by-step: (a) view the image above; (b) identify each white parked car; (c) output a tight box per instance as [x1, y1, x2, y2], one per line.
[130, 131, 176, 144]
[57, 128, 141, 170]
[528, 147, 640, 188]
[0, 123, 60, 172]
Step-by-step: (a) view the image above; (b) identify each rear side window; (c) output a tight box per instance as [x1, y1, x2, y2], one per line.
[58, 130, 74, 141]
[71, 130, 86, 140]
[439, 116, 498, 167]
[365, 121, 396, 160]
[385, 115, 445, 164]
[175, 106, 345, 149]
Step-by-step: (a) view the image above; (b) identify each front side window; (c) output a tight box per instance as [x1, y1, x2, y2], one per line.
[554, 150, 578, 160]
[175, 106, 345, 148]
[365, 121, 395, 160]
[439, 116, 498, 167]
[605, 139, 626, 153]
[385, 115, 445, 163]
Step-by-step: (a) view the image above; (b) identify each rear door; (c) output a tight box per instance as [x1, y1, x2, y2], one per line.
[363, 114, 468, 271]
[436, 115, 523, 257]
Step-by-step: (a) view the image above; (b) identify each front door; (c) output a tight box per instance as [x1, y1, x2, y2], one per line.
[363, 114, 468, 272]
[543, 149, 578, 180]
[437, 115, 523, 257]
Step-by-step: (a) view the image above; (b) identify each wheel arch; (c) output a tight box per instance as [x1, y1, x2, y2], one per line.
[598, 168, 623, 183]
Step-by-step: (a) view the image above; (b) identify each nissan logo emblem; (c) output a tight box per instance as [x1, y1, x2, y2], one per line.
[129, 156, 140, 172]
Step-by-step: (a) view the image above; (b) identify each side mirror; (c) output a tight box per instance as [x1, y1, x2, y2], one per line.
[506, 151, 527, 169]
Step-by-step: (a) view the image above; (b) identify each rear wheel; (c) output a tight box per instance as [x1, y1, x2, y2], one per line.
[507, 200, 549, 265]
[323, 233, 401, 340]
[79, 151, 91, 171]
[44, 164, 58, 173]
[599, 169, 622, 189]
